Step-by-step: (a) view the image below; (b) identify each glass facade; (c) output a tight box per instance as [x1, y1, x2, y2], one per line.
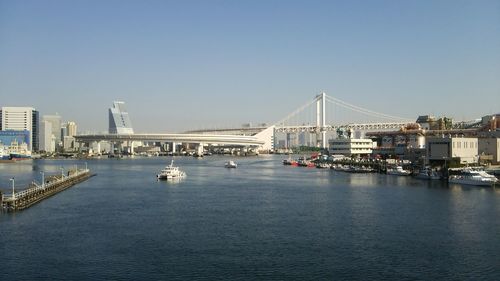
[108, 101, 134, 134]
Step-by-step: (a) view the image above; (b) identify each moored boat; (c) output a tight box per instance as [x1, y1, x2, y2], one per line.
[387, 166, 411, 176]
[415, 167, 441, 180]
[448, 168, 498, 187]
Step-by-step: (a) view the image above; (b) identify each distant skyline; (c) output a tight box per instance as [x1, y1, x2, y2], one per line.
[1, 0, 499, 133]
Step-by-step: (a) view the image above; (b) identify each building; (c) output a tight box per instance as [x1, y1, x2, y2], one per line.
[426, 136, 478, 165]
[63, 136, 76, 151]
[42, 114, 62, 148]
[0, 107, 39, 151]
[109, 101, 134, 134]
[478, 138, 500, 165]
[329, 138, 375, 157]
[39, 121, 55, 152]
[67, 121, 77, 136]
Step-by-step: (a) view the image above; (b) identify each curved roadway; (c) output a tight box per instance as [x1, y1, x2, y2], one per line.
[74, 133, 264, 147]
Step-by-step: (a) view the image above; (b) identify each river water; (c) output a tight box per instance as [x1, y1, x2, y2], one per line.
[1, 155, 499, 280]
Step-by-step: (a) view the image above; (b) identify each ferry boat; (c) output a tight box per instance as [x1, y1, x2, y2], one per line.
[157, 160, 186, 180]
[225, 160, 238, 168]
[448, 168, 498, 187]
[387, 166, 412, 176]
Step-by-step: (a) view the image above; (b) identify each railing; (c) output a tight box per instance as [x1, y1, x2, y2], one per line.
[1, 168, 90, 203]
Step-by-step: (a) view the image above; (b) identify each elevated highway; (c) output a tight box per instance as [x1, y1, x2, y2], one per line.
[74, 133, 265, 147]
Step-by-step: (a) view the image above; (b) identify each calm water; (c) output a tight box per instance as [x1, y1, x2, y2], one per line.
[1, 156, 499, 280]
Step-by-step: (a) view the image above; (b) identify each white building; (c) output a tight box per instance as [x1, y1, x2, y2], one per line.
[0, 106, 38, 151]
[63, 136, 76, 151]
[42, 114, 62, 147]
[40, 121, 55, 152]
[426, 137, 478, 164]
[329, 138, 375, 156]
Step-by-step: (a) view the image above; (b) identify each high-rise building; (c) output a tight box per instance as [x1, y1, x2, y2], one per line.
[0, 107, 38, 151]
[42, 114, 62, 146]
[40, 120, 55, 152]
[109, 101, 134, 134]
[67, 121, 77, 136]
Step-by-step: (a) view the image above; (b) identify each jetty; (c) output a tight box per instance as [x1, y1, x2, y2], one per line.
[1, 167, 94, 212]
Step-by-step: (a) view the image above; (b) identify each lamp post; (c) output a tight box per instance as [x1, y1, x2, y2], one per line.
[10, 178, 15, 199]
[40, 171, 45, 188]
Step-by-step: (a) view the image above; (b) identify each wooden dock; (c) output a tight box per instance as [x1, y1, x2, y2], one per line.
[1, 168, 94, 212]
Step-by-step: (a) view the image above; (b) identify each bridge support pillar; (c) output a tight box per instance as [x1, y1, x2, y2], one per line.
[96, 141, 101, 155]
[316, 92, 327, 149]
[196, 143, 204, 156]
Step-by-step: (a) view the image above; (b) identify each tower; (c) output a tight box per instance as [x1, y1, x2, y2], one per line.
[108, 101, 134, 134]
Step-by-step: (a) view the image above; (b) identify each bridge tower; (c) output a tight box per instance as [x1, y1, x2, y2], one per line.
[316, 92, 327, 148]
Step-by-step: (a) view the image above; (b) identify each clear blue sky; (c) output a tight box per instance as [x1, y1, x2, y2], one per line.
[1, 0, 499, 133]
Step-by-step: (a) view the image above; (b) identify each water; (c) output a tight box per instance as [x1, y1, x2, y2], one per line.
[1, 156, 499, 280]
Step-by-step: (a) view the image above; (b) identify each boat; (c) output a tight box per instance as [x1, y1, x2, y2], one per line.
[387, 166, 412, 176]
[157, 160, 186, 180]
[448, 168, 498, 187]
[225, 160, 238, 168]
[316, 162, 331, 169]
[415, 167, 441, 180]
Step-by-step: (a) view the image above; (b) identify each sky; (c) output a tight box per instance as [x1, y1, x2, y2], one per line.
[0, 0, 499, 133]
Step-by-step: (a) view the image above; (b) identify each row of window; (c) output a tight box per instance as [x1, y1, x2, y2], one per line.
[453, 141, 477, 149]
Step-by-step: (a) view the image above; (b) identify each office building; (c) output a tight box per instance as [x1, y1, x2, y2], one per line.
[0, 107, 39, 151]
[67, 121, 77, 136]
[42, 114, 62, 147]
[109, 101, 134, 134]
[39, 120, 55, 152]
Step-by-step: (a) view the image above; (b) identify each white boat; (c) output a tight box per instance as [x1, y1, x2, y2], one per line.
[157, 160, 186, 180]
[225, 160, 237, 168]
[448, 168, 498, 187]
[415, 167, 441, 180]
[387, 166, 412, 176]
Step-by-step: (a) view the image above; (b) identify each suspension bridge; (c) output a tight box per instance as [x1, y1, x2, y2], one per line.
[272, 92, 413, 148]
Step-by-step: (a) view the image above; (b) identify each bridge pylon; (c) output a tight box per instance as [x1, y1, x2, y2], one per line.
[316, 92, 327, 148]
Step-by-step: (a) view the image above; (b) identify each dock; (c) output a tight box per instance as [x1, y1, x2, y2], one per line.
[1, 168, 94, 212]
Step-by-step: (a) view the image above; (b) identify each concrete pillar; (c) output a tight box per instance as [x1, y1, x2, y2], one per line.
[196, 143, 204, 156]
[172, 142, 176, 153]
[96, 141, 101, 155]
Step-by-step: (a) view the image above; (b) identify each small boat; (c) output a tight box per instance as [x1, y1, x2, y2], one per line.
[157, 160, 186, 180]
[387, 166, 411, 176]
[316, 163, 331, 169]
[225, 160, 237, 168]
[449, 168, 498, 187]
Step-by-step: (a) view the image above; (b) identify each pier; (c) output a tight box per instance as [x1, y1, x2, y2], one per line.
[1, 167, 94, 212]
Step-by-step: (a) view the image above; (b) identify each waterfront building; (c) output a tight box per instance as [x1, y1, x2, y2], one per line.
[109, 101, 134, 134]
[0, 107, 39, 151]
[426, 136, 478, 165]
[328, 138, 375, 157]
[478, 137, 500, 165]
